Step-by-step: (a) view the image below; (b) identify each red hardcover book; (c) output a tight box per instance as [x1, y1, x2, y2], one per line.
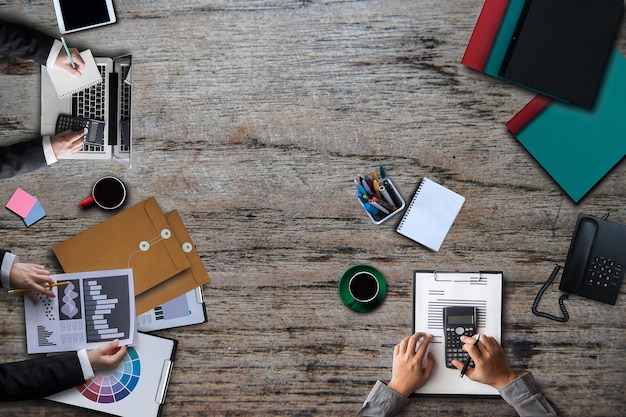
[461, 0, 510, 72]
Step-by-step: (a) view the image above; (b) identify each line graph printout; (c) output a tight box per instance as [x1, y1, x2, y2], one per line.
[25, 269, 135, 354]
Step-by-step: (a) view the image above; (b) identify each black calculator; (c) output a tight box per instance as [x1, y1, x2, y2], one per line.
[443, 306, 477, 368]
[55, 115, 105, 146]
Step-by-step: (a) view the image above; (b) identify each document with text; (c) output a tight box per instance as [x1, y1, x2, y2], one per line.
[412, 270, 502, 395]
[25, 269, 135, 354]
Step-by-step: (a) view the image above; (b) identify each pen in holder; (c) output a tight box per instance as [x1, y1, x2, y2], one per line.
[355, 167, 406, 225]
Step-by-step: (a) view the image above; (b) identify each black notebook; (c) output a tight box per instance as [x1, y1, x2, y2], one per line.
[499, 0, 623, 108]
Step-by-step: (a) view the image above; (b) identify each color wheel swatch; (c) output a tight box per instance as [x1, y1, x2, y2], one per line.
[76, 347, 141, 403]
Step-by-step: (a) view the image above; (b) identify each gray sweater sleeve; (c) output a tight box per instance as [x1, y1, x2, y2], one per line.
[357, 380, 410, 417]
[357, 373, 558, 417]
[499, 373, 559, 417]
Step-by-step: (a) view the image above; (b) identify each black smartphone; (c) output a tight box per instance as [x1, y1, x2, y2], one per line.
[443, 306, 477, 369]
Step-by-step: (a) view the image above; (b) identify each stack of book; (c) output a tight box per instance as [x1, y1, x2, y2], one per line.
[463, 0, 626, 203]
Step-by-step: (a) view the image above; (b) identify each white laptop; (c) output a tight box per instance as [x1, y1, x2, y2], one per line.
[40, 55, 133, 168]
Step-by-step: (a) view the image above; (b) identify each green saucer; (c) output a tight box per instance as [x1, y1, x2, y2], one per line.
[338, 264, 387, 313]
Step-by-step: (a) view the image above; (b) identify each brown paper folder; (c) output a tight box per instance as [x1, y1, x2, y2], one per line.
[135, 210, 211, 314]
[53, 197, 190, 295]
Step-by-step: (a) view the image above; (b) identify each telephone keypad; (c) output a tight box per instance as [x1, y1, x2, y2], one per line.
[587, 257, 623, 289]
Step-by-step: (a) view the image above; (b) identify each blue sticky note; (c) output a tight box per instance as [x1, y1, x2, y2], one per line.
[23, 199, 46, 227]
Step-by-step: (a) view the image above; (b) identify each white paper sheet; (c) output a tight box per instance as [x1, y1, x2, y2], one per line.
[137, 287, 206, 332]
[47, 332, 176, 417]
[412, 270, 502, 395]
[25, 269, 135, 354]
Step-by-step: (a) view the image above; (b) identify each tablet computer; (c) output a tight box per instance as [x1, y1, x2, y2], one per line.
[53, 0, 116, 34]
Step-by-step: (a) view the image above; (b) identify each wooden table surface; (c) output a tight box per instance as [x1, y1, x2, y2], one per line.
[1, 1, 625, 416]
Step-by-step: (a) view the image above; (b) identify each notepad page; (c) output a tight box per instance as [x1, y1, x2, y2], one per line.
[396, 178, 465, 251]
[46, 49, 102, 98]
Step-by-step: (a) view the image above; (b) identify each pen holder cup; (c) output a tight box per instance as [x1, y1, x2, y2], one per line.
[358, 177, 405, 225]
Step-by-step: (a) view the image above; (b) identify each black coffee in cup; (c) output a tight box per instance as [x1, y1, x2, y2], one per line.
[80, 176, 127, 210]
[93, 177, 126, 209]
[349, 272, 379, 303]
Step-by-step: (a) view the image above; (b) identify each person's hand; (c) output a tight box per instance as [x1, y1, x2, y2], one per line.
[9, 263, 55, 303]
[51, 129, 85, 159]
[55, 47, 85, 76]
[87, 339, 128, 372]
[451, 334, 517, 390]
[387, 332, 435, 397]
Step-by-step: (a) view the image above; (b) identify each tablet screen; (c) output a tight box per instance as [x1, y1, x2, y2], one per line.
[58, 0, 113, 31]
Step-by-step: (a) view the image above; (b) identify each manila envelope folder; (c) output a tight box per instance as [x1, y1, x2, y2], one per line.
[53, 197, 190, 295]
[135, 210, 211, 314]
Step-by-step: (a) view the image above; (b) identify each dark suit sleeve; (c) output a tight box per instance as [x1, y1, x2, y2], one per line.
[0, 137, 47, 179]
[0, 352, 85, 401]
[0, 20, 55, 65]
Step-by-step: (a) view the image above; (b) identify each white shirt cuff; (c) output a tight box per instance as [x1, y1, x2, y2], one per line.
[42, 135, 57, 165]
[77, 349, 95, 380]
[47, 40, 63, 68]
[1, 252, 18, 289]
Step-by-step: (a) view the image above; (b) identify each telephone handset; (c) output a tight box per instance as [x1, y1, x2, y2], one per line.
[533, 214, 626, 322]
[560, 214, 625, 305]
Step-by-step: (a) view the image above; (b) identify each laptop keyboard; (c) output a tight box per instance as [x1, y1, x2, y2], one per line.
[119, 64, 131, 153]
[72, 64, 108, 153]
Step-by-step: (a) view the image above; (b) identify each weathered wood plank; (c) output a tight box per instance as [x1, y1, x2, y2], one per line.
[0, 0, 624, 415]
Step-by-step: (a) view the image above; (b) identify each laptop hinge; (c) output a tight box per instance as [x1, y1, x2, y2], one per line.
[108, 72, 119, 145]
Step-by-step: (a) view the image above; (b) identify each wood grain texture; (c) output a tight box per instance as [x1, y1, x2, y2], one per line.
[0, 0, 625, 415]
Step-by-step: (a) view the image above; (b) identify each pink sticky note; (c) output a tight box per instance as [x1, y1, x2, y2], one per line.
[6, 188, 37, 218]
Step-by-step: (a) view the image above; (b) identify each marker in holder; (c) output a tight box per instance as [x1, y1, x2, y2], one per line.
[355, 167, 406, 225]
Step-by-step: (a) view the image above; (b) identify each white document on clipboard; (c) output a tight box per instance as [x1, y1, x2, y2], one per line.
[137, 287, 207, 332]
[46, 332, 176, 417]
[412, 270, 503, 395]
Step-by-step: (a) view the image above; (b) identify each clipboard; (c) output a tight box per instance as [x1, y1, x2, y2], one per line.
[46, 332, 176, 417]
[412, 270, 503, 396]
[53, 198, 190, 296]
[135, 210, 211, 314]
[137, 287, 207, 332]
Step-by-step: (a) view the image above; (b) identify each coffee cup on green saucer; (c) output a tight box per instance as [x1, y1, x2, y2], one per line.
[339, 264, 387, 312]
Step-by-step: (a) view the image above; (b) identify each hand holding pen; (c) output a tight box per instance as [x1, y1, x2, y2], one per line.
[7, 263, 58, 304]
[451, 333, 518, 390]
[56, 37, 84, 76]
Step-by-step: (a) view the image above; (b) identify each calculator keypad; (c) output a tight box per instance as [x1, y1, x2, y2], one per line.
[445, 326, 475, 368]
[56, 115, 90, 137]
[55, 115, 105, 146]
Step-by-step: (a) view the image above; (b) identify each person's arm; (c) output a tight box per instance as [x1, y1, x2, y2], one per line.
[0, 249, 55, 303]
[0, 250, 16, 289]
[0, 340, 127, 401]
[499, 373, 559, 417]
[0, 352, 85, 401]
[357, 380, 411, 417]
[0, 138, 48, 179]
[451, 334, 559, 417]
[358, 333, 435, 417]
[0, 20, 54, 65]
[0, 20, 84, 73]
[0, 130, 85, 179]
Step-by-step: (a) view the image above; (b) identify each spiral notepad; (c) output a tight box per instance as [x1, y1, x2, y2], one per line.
[396, 177, 465, 251]
[46, 49, 102, 98]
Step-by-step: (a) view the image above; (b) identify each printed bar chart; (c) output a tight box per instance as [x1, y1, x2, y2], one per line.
[83, 275, 131, 343]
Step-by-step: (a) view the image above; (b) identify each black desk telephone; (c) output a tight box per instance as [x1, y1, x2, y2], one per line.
[533, 213, 626, 322]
